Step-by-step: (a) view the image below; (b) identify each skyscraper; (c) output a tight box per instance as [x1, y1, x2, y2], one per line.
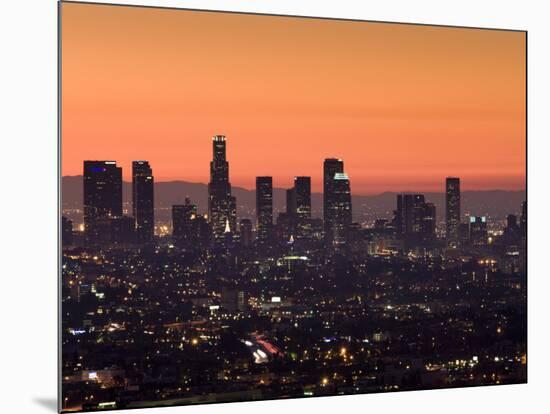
[132, 161, 154, 243]
[195, 215, 211, 249]
[83, 161, 122, 245]
[324, 158, 344, 243]
[110, 215, 136, 245]
[415, 202, 436, 242]
[504, 214, 520, 245]
[172, 198, 198, 248]
[256, 176, 273, 246]
[294, 176, 311, 239]
[446, 177, 461, 247]
[459, 222, 470, 245]
[271, 187, 298, 244]
[330, 172, 352, 247]
[239, 218, 253, 248]
[208, 135, 237, 244]
[470, 216, 488, 246]
[396, 194, 436, 245]
[286, 187, 296, 216]
[396, 194, 425, 237]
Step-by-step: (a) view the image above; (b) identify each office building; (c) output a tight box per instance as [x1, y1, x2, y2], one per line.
[396, 194, 425, 236]
[83, 161, 122, 245]
[324, 158, 344, 243]
[132, 161, 154, 243]
[294, 176, 311, 239]
[172, 198, 198, 248]
[110, 215, 135, 244]
[256, 176, 273, 246]
[239, 219, 253, 248]
[329, 172, 352, 247]
[208, 135, 237, 244]
[470, 216, 488, 246]
[446, 177, 461, 247]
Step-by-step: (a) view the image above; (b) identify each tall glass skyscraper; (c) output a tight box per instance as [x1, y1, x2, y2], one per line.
[396, 194, 425, 237]
[208, 135, 236, 244]
[256, 176, 273, 246]
[294, 176, 311, 239]
[470, 216, 488, 246]
[415, 202, 436, 242]
[323, 158, 344, 244]
[396, 193, 436, 244]
[446, 177, 461, 247]
[132, 161, 154, 243]
[83, 160, 122, 245]
[330, 172, 352, 247]
[172, 197, 198, 247]
[286, 187, 296, 216]
[239, 218, 253, 249]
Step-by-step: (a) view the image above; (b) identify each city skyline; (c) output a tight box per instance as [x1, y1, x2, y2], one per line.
[63, 133, 527, 412]
[62, 142, 526, 197]
[60, 3, 526, 412]
[61, 3, 525, 194]
[73, 136, 520, 242]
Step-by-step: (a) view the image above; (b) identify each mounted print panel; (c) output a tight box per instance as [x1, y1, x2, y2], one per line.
[59, 1, 527, 412]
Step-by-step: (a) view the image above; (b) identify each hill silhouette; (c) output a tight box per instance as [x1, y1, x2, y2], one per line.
[62, 175, 525, 225]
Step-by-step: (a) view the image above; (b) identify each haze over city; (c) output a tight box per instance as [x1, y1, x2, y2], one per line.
[61, 3, 525, 194]
[60, 3, 526, 412]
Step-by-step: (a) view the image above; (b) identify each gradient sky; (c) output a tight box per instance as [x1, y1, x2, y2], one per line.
[61, 2, 526, 194]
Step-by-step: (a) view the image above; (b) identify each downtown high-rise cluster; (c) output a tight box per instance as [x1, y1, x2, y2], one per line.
[70, 135, 355, 252]
[64, 135, 526, 262]
[61, 135, 527, 411]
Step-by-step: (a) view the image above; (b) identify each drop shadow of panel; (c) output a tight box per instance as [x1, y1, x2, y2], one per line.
[33, 397, 58, 412]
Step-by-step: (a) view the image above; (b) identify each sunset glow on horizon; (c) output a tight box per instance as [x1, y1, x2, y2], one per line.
[61, 2, 526, 195]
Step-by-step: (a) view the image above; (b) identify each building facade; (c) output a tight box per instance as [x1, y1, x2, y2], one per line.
[172, 198, 198, 248]
[329, 172, 352, 248]
[132, 161, 154, 243]
[83, 161, 123, 245]
[293, 176, 312, 240]
[446, 177, 461, 247]
[256, 176, 273, 246]
[323, 158, 344, 244]
[470, 216, 488, 246]
[208, 135, 237, 244]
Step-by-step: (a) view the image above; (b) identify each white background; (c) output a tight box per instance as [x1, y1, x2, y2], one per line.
[0, 0, 547, 412]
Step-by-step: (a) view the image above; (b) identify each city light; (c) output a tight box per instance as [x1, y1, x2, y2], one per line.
[61, 135, 526, 409]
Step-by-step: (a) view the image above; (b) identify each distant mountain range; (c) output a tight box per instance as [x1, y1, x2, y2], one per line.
[62, 175, 525, 225]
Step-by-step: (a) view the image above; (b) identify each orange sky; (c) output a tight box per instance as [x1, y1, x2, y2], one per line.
[61, 2, 526, 194]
